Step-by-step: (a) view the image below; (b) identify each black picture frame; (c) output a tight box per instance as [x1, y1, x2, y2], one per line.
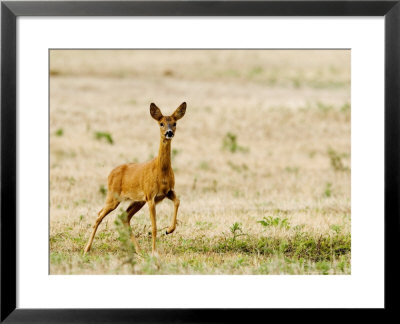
[1, 0, 399, 322]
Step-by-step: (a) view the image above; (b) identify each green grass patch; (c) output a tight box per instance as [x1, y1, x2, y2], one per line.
[327, 148, 349, 171]
[173, 232, 350, 263]
[99, 185, 107, 197]
[95, 131, 114, 144]
[55, 128, 64, 136]
[222, 132, 249, 153]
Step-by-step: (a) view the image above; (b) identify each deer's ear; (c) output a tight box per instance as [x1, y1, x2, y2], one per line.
[172, 102, 186, 120]
[150, 103, 163, 121]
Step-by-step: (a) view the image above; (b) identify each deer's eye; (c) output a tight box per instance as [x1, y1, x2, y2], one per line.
[160, 123, 164, 127]
[173, 123, 176, 127]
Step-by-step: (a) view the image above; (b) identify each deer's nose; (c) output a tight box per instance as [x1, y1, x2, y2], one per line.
[165, 130, 174, 138]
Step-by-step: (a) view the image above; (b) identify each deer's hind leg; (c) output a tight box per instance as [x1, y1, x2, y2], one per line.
[84, 195, 120, 254]
[166, 190, 179, 235]
[122, 201, 146, 253]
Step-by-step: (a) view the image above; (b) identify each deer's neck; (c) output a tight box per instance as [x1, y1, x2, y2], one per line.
[157, 138, 172, 173]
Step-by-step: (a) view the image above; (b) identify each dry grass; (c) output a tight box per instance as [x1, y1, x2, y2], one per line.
[50, 50, 351, 274]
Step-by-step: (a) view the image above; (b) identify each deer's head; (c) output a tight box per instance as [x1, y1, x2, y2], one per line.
[150, 102, 186, 140]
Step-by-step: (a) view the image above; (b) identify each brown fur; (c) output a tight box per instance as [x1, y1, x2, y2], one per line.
[84, 102, 187, 255]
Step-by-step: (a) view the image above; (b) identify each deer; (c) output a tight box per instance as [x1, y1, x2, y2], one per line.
[83, 102, 187, 256]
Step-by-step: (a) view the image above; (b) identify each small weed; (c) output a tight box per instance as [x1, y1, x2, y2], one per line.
[258, 216, 291, 229]
[229, 222, 246, 241]
[324, 182, 332, 198]
[55, 128, 64, 136]
[95, 131, 114, 144]
[99, 185, 107, 197]
[222, 132, 248, 153]
[67, 177, 76, 186]
[327, 148, 348, 171]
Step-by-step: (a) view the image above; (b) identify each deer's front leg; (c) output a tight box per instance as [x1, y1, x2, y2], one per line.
[147, 199, 157, 255]
[166, 190, 179, 235]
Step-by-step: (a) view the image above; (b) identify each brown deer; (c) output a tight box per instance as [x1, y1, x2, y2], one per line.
[84, 102, 187, 256]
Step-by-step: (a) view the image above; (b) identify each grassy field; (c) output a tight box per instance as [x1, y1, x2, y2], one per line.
[49, 50, 351, 274]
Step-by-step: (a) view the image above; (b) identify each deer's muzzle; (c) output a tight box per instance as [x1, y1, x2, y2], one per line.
[165, 130, 174, 139]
